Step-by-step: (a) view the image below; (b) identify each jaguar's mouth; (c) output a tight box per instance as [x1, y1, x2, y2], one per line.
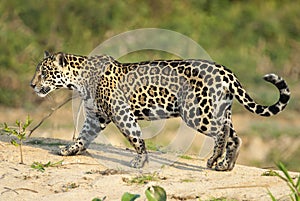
[36, 86, 51, 97]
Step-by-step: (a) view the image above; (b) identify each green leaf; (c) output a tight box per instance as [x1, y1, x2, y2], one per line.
[92, 198, 104, 201]
[45, 161, 52, 167]
[10, 139, 19, 146]
[3, 127, 11, 133]
[91, 199, 101, 201]
[145, 186, 167, 201]
[15, 120, 21, 127]
[3, 123, 13, 134]
[121, 192, 140, 201]
[50, 160, 64, 167]
[31, 162, 45, 172]
[23, 115, 32, 130]
[12, 129, 19, 136]
[19, 133, 26, 140]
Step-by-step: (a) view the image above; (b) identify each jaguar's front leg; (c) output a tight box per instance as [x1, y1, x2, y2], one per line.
[60, 112, 105, 156]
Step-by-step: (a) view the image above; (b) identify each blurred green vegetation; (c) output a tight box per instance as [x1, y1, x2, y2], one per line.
[0, 0, 299, 107]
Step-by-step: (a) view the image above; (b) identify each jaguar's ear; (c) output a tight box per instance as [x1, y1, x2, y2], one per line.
[44, 51, 51, 59]
[54, 52, 66, 67]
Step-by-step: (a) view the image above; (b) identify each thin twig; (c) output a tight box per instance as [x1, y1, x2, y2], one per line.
[1, 187, 38, 195]
[18, 123, 23, 164]
[62, 162, 103, 166]
[72, 99, 83, 140]
[209, 184, 270, 190]
[28, 95, 79, 137]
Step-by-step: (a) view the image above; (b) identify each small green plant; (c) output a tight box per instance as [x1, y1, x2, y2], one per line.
[92, 186, 166, 201]
[123, 173, 160, 185]
[267, 162, 300, 201]
[1, 116, 32, 164]
[31, 160, 63, 172]
[261, 169, 278, 177]
[61, 182, 79, 192]
[92, 197, 106, 201]
[119, 186, 166, 201]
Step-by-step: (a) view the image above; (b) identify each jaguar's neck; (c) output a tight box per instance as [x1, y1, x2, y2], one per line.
[64, 54, 88, 68]
[60, 54, 88, 91]
[62, 54, 117, 96]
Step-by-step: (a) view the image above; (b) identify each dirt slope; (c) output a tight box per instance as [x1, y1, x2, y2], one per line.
[0, 137, 297, 201]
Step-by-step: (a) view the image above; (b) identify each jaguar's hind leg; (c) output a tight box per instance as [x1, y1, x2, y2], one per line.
[206, 127, 229, 169]
[215, 110, 242, 171]
[111, 92, 148, 168]
[216, 129, 242, 171]
[207, 106, 233, 170]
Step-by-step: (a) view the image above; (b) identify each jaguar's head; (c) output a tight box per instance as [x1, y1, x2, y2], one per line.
[30, 51, 84, 97]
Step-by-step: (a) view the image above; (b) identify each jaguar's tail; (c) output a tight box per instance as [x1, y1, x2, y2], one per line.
[233, 73, 290, 117]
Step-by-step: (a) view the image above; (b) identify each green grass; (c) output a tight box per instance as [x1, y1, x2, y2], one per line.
[266, 162, 300, 201]
[261, 170, 278, 177]
[123, 173, 161, 185]
[31, 160, 63, 172]
[145, 140, 163, 151]
[179, 155, 193, 160]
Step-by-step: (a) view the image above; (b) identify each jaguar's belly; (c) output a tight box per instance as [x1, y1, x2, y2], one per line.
[128, 85, 180, 120]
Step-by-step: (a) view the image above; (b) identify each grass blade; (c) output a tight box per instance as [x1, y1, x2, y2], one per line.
[296, 175, 300, 190]
[277, 162, 294, 185]
[268, 189, 277, 201]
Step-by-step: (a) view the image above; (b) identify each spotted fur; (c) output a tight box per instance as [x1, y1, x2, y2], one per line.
[31, 51, 290, 171]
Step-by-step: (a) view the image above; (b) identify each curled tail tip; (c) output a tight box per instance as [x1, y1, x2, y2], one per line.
[263, 73, 290, 92]
[263, 73, 281, 83]
[264, 73, 290, 114]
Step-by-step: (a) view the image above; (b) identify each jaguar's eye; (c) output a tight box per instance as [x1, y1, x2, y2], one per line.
[41, 69, 47, 78]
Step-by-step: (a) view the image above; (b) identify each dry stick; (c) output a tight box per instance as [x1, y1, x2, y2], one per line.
[1, 187, 38, 195]
[209, 184, 270, 190]
[28, 95, 79, 138]
[18, 122, 24, 164]
[72, 99, 83, 140]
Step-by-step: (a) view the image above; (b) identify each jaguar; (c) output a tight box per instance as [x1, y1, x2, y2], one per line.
[30, 51, 290, 171]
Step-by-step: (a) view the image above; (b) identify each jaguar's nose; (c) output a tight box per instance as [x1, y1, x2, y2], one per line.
[30, 82, 36, 88]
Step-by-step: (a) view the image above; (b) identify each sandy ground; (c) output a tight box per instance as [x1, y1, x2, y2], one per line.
[0, 136, 298, 201]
